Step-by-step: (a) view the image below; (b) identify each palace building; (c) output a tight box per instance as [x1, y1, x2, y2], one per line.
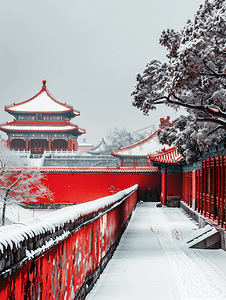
[111, 117, 174, 168]
[0, 80, 85, 153]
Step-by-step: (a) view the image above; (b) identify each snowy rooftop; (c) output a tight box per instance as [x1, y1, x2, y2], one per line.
[149, 146, 184, 164]
[5, 80, 80, 116]
[0, 119, 86, 135]
[0, 124, 85, 133]
[111, 131, 170, 157]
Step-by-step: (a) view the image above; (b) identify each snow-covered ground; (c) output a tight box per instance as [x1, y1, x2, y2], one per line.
[0, 204, 57, 225]
[87, 203, 226, 300]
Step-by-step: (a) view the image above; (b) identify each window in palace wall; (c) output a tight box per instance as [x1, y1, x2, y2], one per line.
[37, 113, 42, 121]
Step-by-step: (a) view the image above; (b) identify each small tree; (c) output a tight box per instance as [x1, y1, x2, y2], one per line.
[132, 0, 226, 162]
[0, 141, 53, 226]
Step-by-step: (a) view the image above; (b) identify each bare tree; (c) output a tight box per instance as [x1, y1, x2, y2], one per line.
[106, 127, 145, 150]
[0, 141, 53, 226]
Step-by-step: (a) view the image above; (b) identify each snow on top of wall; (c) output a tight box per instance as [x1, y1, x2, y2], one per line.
[0, 185, 138, 254]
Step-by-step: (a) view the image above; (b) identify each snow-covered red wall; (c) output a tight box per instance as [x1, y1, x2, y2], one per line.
[0, 185, 137, 299]
[38, 168, 160, 204]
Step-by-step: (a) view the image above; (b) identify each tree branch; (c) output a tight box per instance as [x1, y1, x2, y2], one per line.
[207, 125, 224, 136]
[197, 117, 226, 128]
[203, 59, 226, 78]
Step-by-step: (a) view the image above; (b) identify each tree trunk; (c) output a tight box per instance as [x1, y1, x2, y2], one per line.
[1, 198, 7, 226]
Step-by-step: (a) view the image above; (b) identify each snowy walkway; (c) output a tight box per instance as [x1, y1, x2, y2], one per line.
[87, 203, 226, 300]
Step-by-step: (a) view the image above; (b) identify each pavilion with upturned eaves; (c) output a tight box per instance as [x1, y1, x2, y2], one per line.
[0, 80, 86, 153]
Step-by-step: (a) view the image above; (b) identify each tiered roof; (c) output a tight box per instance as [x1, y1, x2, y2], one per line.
[0, 80, 85, 137]
[5, 80, 80, 118]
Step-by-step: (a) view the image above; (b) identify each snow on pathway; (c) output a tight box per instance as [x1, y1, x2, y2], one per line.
[86, 203, 226, 300]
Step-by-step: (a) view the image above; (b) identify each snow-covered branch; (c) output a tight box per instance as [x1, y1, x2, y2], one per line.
[132, 0, 226, 162]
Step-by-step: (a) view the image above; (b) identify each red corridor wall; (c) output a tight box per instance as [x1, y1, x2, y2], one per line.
[40, 168, 160, 203]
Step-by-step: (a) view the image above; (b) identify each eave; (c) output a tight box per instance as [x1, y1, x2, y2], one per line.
[0, 120, 86, 136]
[148, 146, 184, 164]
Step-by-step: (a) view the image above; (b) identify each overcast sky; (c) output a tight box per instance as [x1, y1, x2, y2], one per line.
[0, 0, 204, 145]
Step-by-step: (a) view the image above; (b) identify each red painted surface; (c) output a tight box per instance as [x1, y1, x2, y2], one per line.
[160, 172, 182, 206]
[167, 173, 182, 198]
[37, 169, 161, 204]
[182, 154, 226, 228]
[161, 172, 166, 206]
[0, 189, 137, 299]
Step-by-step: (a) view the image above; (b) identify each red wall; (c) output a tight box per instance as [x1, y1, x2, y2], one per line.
[40, 169, 160, 203]
[0, 190, 137, 299]
[167, 173, 182, 198]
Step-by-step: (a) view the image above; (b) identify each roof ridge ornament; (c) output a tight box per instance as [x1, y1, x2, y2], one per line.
[42, 80, 47, 90]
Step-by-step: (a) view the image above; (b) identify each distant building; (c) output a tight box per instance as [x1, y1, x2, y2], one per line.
[78, 138, 93, 152]
[0, 80, 85, 153]
[88, 138, 110, 155]
[111, 117, 174, 168]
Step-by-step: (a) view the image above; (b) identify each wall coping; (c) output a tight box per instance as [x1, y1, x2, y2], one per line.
[0, 185, 138, 278]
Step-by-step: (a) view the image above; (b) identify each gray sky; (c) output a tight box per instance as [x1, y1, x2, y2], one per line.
[0, 0, 204, 145]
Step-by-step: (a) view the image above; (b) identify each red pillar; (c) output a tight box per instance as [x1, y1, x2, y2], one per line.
[208, 159, 211, 218]
[68, 139, 72, 151]
[220, 156, 224, 227]
[48, 139, 51, 151]
[74, 141, 78, 151]
[192, 170, 196, 209]
[25, 139, 29, 151]
[197, 170, 200, 213]
[203, 160, 207, 217]
[161, 172, 166, 206]
[224, 155, 226, 228]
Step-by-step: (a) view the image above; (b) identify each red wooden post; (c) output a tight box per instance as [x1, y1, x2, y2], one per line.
[161, 172, 166, 206]
[221, 156, 224, 227]
[197, 170, 200, 212]
[223, 155, 226, 227]
[200, 167, 203, 214]
[48, 139, 52, 151]
[25, 139, 29, 151]
[74, 141, 78, 151]
[208, 159, 211, 218]
[68, 139, 72, 151]
[203, 160, 207, 217]
[212, 157, 215, 220]
[217, 157, 220, 222]
[192, 170, 196, 209]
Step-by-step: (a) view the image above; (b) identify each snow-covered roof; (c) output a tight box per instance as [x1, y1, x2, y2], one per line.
[111, 131, 170, 157]
[0, 120, 86, 135]
[88, 138, 110, 155]
[5, 80, 80, 117]
[148, 146, 184, 164]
